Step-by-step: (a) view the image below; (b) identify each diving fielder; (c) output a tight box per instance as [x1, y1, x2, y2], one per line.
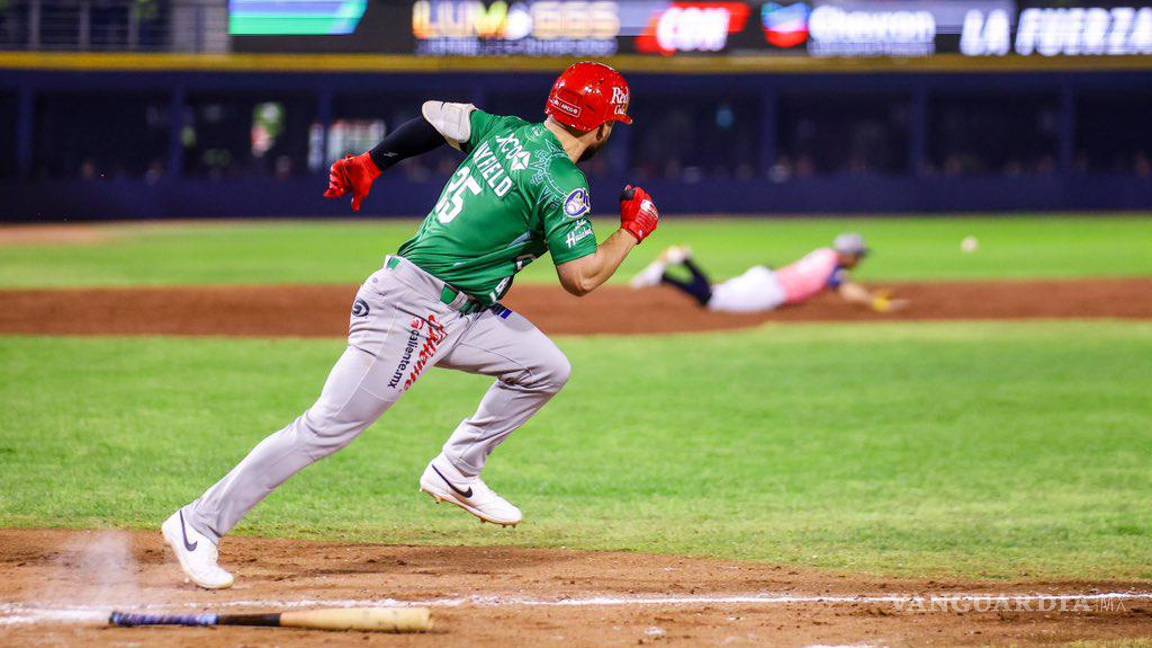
[630, 234, 907, 313]
[162, 62, 660, 589]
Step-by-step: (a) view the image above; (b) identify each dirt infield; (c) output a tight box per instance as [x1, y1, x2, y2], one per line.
[0, 278, 1149, 338]
[0, 224, 117, 247]
[0, 530, 1149, 647]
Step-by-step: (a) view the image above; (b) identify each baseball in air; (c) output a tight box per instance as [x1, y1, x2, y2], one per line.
[961, 236, 980, 253]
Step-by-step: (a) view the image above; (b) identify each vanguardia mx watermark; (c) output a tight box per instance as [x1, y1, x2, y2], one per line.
[892, 595, 1131, 614]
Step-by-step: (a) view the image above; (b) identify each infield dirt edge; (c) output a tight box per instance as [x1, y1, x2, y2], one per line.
[2, 529, 1151, 647]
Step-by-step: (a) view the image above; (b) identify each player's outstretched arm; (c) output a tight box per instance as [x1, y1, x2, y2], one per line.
[838, 282, 909, 312]
[556, 185, 659, 297]
[323, 101, 475, 212]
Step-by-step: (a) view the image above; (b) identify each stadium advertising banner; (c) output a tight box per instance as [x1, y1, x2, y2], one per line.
[990, 1, 1152, 57]
[230, 0, 1152, 58]
[762, 0, 1014, 57]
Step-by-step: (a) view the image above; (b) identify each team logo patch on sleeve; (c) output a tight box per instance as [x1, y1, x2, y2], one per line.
[563, 188, 591, 218]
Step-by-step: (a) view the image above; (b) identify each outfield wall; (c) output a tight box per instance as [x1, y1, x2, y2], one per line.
[2, 55, 1151, 219]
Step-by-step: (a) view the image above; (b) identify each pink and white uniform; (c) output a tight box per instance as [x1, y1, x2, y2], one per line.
[776, 248, 844, 304]
[707, 248, 845, 313]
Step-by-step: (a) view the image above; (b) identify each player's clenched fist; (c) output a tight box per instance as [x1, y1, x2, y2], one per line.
[619, 185, 659, 244]
[323, 153, 382, 213]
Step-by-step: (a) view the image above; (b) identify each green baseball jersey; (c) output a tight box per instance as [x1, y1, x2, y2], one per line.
[396, 109, 597, 305]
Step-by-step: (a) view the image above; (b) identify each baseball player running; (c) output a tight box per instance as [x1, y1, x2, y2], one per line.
[630, 233, 906, 313]
[162, 62, 660, 589]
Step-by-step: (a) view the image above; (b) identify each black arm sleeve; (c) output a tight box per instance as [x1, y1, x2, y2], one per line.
[368, 115, 447, 171]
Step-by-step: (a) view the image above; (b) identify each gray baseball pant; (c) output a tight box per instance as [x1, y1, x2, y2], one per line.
[186, 256, 571, 543]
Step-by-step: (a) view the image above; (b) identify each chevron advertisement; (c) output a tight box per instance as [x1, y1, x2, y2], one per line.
[761, 0, 1015, 57]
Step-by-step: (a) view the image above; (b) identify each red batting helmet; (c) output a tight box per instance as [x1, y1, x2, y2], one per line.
[545, 61, 633, 133]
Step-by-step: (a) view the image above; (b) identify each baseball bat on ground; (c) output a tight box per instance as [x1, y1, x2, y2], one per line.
[109, 607, 432, 632]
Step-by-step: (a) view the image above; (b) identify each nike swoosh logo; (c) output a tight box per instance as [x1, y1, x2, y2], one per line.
[431, 465, 473, 498]
[178, 510, 198, 552]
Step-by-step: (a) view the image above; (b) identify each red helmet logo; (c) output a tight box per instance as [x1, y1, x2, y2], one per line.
[545, 61, 633, 133]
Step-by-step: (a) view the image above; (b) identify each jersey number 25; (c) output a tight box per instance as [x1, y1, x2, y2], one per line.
[434, 167, 482, 224]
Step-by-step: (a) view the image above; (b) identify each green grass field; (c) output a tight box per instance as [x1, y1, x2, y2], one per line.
[1, 323, 1149, 580]
[1, 216, 1150, 582]
[1, 215, 1150, 287]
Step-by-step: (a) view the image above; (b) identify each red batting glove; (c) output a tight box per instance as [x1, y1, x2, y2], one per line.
[323, 153, 382, 213]
[619, 184, 660, 244]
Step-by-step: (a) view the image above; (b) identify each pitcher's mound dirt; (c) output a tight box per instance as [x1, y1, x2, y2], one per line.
[0, 530, 1149, 647]
[0, 279, 1149, 338]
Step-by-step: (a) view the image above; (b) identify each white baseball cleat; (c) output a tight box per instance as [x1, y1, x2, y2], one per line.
[663, 245, 692, 265]
[161, 509, 234, 589]
[629, 245, 692, 289]
[419, 455, 523, 527]
[629, 260, 665, 289]
[629, 255, 669, 289]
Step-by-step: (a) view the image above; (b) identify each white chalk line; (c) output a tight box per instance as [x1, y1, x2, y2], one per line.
[3, 591, 1152, 627]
